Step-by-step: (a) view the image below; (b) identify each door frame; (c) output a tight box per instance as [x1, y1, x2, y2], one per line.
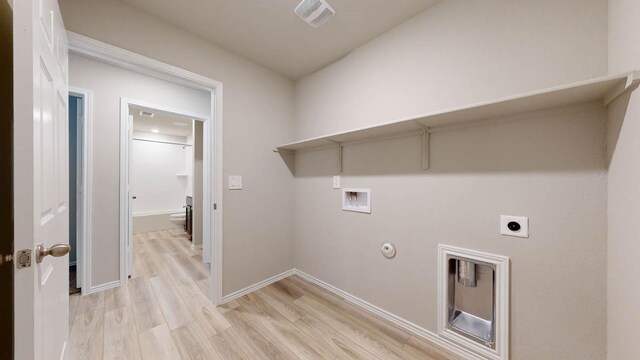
[68, 87, 93, 295]
[120, 98, 210, 276]
[68, 32, 224, 304]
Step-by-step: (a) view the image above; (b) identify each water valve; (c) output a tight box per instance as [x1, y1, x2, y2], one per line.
[381, 242, 396, 259]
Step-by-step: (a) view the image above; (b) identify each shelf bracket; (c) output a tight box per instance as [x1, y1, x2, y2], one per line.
[328, 140, 343, 173]
[604, 71, 640, 106]
[417, 123, 430, 170]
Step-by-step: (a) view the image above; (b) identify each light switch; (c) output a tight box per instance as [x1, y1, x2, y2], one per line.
[228, 175, 242, 190]
[333, 175, 341, 189]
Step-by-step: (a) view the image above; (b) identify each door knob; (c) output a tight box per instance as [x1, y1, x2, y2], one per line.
[35, 244, 70, 264]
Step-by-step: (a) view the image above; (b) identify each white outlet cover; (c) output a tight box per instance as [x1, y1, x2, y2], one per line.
[500, 215, 529, 238]
[333, 175, 341, 189]
[228, 175, 242, 190]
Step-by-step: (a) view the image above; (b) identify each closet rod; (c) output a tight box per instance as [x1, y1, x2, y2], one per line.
[132, 137, 192, 147]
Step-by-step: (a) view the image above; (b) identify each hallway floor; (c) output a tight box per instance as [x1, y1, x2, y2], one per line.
[69, 229, 457, 359]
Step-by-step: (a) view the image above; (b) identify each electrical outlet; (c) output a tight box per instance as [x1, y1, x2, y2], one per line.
[500, 215, 529, 238]
[333, 175, 341, 189]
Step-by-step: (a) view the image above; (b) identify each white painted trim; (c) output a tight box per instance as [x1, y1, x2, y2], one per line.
[59, 341, 67, 360]
[222, 269, 297, 303]
[69, 87, 93, 296]
[292, 269, 483, 359]
[68, 32, 224, 305]
[119, 100, 130, 285]
[133, 209, 184, 217]
[88, 280, 120, 294]
[67, 32, 223, 91]
[191, 244, 203, 250]
[212, 82, 224, 305]
[437, 245, 510, 360]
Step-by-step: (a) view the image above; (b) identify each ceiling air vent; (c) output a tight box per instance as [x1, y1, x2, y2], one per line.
[295, 0, 335, 28]
[139, 110, 155, 118]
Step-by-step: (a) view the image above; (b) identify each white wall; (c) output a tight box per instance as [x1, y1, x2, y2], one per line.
[133, 130, 187, 143]
[295, 0, 607, 139]
[292, 1, 608, 359]
[607, 0, 640, 358]
[131, 136, 189, 215]
[294, 104, 608, 359]
[61, 0, 295, 295]
[185, 129, 194, 197]
[132, 129, 194, 210]
[69, 54, 210, 287]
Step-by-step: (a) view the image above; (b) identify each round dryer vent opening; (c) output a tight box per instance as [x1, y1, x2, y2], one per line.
[294, 0, 335, 28]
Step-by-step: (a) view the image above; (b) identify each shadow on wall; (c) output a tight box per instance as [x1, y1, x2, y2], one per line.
[606, 90, 634, 166]
[278, 149, 296, 174]
[285, 102, 608, 177]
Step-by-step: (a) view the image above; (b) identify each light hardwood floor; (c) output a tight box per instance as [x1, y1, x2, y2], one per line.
[69, 229, 459, 360]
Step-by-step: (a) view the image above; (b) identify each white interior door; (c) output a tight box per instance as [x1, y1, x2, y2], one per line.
[13, 0, 70, 359]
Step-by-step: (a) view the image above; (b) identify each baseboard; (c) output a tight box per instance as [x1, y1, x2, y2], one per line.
[88, 280, 120, 294]
[219, 268, 485, 359]
[222, 269, 297, 303]
[133, 209, 184, 217]
[191, 243, 203, 250]
[59, 341, 67, 360]
[292, 269, 484, 360]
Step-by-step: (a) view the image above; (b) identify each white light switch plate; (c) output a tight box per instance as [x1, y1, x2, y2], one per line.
[500, 215, 529, 238]
[228, 175, 242, 190]
[333, 175, 341, 189]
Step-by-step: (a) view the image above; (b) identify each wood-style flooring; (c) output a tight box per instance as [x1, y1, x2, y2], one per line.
[69, 229, 459, 359]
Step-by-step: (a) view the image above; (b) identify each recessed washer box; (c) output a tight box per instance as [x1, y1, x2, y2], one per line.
[342, 188, 370, 213]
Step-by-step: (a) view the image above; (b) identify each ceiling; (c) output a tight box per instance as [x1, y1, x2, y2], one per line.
[132, 108, 194, 137]
[117, 0, 439, 79]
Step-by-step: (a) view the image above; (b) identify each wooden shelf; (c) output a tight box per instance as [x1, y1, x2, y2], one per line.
[276, 71, 639, 154]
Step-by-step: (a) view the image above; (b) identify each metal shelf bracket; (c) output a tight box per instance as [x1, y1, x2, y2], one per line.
[327, 140, 344, 173]
[417, 123, 430, 170]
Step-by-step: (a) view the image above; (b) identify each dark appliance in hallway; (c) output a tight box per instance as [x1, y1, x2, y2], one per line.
[185, 196, 193, 241]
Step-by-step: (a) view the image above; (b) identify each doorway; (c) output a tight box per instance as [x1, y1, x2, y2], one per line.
[68, 94, 83, 294]
[68, 88, 92, 295]
[129, 105, 205, 258]
[120, 100, 213, 294]
[69, 34, 223, 304]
